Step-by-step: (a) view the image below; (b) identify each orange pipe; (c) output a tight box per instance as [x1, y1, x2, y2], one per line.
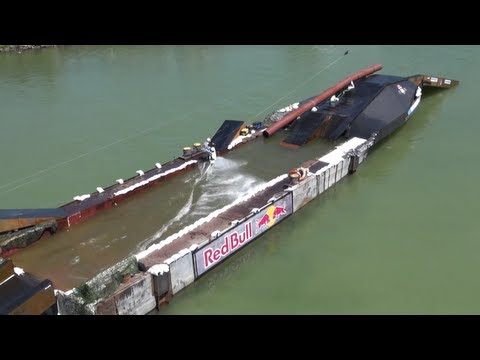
[262, 64, 383, 137]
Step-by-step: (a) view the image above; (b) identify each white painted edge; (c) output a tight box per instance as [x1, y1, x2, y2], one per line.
[189, 244, 198, 252]
[164, 248, 191, 265]
[0, 274, 14, 287]
[114, 160, 198, 196]
[148, 264, 170, 276]
[74, 194, 91, 201]
[227, 127, 267, 150]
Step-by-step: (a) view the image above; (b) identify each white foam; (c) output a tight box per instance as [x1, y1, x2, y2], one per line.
[13, 267, 25, 275]
[278, 102, 299, 112]
[114, 160, 198, 196]
[148, 264, 170, 276]
[137, 162, 211, 251]
[73, 194, 90, 201]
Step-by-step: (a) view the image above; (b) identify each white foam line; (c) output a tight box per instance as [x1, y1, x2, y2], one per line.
[136, 161, 210, 251]
[114, 160, 198, 196]
[135, 173, 288, 260]
[137, 177, 196, 250]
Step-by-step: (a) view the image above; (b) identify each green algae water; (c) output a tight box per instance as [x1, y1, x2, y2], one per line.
[0, 45, 477, 314]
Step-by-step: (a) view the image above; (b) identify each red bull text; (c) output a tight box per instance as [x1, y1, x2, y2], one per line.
[203, 222, 253, 269]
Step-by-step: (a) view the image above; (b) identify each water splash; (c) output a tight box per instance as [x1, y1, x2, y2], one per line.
[136, 161, 211, 251]
[136, 158, 263, 251]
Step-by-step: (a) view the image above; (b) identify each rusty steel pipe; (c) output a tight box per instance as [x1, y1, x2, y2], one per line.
[262, 64, 383, 138]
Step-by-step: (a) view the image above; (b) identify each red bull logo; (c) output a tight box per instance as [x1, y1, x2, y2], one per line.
[256, 203, 287, 230]
[203, 222, 253, 269]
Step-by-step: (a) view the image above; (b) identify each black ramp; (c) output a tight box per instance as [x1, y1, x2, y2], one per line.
[0, 272, 53, 314]
[282, 111, 329, 147]
[349, 79, 417, 140]
[210, 120, 245, 152]
[323, 76, 404, 140]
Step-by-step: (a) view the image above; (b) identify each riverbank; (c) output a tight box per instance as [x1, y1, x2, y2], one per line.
[0, 45, 55, 53]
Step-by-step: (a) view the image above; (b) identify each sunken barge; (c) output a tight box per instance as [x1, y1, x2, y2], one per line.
[0, 64, 458, 314]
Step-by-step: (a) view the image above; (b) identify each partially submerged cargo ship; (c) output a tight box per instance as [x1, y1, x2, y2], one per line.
[0, 64, 458, 314]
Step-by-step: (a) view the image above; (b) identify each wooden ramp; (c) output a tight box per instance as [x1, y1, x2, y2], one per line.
[0, 208, 66, 233]
[210, 120, 245, 153]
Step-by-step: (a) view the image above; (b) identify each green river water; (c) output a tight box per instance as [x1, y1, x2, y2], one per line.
[0, 45, 477, 314]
